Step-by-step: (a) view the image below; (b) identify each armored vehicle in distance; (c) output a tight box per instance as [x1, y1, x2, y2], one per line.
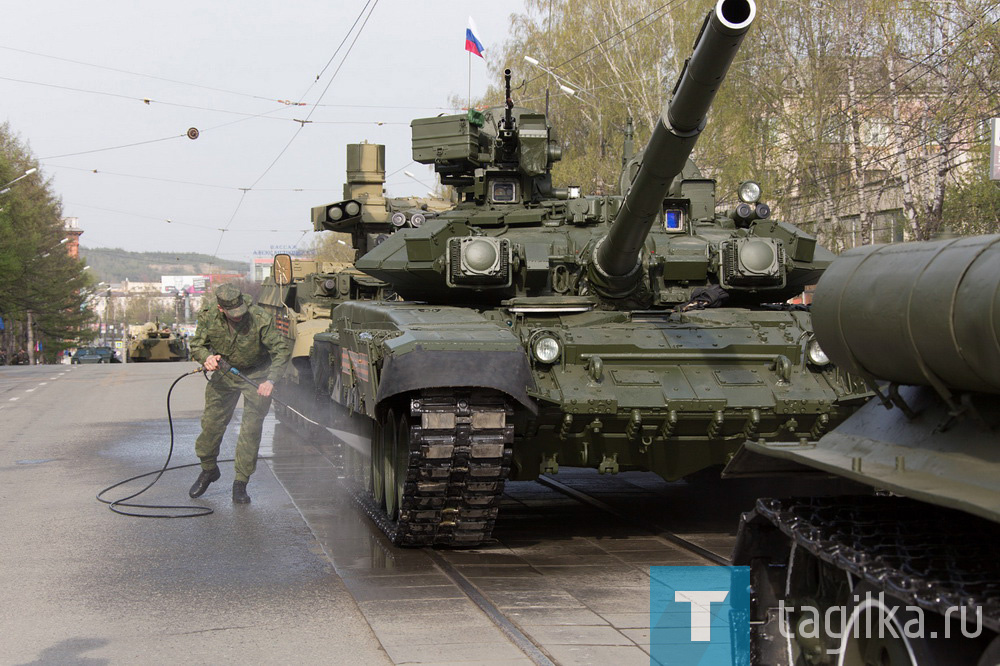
[126, 322, 187, 362]
[303, 0, 870, 546]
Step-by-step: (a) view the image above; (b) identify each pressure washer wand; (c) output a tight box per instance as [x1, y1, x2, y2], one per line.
[213, 358, 326, 428]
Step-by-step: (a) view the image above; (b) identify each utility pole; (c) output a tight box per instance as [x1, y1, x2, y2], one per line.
[26, 310, 34, 365]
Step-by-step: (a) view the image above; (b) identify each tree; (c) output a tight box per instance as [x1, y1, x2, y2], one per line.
[0, 123, 94, 362]
[478, 0, 1000, 249]
[310, 231, 355, 263]
[941, 136, 1000, 235]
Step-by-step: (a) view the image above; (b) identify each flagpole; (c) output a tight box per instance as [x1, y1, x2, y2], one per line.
[468, 50, 472, 111]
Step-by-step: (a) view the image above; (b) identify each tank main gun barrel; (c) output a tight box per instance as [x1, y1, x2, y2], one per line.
[813, 236, 1000, 394]
[592, 0, 756, 295]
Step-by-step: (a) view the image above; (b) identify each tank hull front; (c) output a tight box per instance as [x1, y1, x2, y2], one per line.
[315, 301, 868, 482]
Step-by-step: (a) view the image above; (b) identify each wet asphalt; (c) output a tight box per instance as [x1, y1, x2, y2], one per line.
[0, 361, 855, 665]
[0, 363, 389, 665]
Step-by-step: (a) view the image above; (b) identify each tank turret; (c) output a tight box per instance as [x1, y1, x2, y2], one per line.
[590, 0, 756, 297]
[355, 0, 828, 308]
[285, 0, 872, 548]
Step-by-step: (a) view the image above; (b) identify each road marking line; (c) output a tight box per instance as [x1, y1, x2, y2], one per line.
[9, 397, 19, 401]
[25, 388, 35, 392]
[38, 382, 47, 386]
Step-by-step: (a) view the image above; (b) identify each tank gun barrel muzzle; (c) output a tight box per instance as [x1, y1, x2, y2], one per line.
[592, 0, 756, 293]
[669, 0, 757, 133]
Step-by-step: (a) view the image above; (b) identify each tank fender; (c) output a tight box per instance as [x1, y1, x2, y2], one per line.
[377, 349, 536, 414]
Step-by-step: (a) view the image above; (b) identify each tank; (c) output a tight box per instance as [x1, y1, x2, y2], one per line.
[734, 236, 1000, 664]
[302, 0, 870, 546]
[258, 142, 449, 432]
[126, 322, 188, 362]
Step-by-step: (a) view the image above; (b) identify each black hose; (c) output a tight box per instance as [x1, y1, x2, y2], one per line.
[96, 367, 229, 518]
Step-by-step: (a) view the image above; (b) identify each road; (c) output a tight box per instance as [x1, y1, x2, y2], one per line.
[0, 361, 853, 665]
[0, 362, 388, 665]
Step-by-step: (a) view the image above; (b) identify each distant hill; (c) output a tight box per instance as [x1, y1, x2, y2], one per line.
[80, 247, 248, 284]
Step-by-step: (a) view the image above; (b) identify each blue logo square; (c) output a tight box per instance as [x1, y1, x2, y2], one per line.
[649, 566, 751, 665]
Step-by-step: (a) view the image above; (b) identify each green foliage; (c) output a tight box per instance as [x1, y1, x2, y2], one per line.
[81, 247, 247, 284]
[477, 0, 1000, 248]
[0, 122, 95, 360]
[310, 231, 355, 263]
[943, 145, 1000, 235]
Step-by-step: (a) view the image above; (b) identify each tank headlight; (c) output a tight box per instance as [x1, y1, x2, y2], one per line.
[738, 180, 761, 204]
[390, 212, 407, 227]
[344, 200, 361, 216]
[531, 334, 561, 364]
[806, 338, 830, 366]
[409, 213, 426, 228]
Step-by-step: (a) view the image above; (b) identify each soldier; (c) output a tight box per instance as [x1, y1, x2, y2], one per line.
[188, 283, 290, 504]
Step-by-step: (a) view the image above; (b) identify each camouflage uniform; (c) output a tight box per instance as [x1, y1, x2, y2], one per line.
[189, 291, 291, 483]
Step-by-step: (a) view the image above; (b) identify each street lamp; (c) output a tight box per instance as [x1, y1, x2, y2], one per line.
[39, 238, 70, 258]
[0, 167, 37, 195]
[523, 56, 579, 96]
[403, 170, 435, 189]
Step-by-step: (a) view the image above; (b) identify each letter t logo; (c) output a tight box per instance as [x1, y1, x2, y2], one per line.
[675, 590, 730, 641]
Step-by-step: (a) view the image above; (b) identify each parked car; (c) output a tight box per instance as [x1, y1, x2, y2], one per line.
[72, 347, 117, 364]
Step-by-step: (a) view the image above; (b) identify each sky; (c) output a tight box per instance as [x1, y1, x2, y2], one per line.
[1, 0, 528, 264]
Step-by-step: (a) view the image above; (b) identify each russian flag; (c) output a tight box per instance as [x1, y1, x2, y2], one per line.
[465, 17, 485, 58]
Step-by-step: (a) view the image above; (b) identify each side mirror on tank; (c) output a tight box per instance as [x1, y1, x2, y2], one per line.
[272, 254, 293, 286]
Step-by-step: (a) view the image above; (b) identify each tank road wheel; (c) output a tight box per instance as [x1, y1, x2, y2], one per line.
[371, 414, 390, 511]
[836, 583, 985, 666]
[837, 586, 920, 666]
[747, 539, 852, 665]
[784, 544, 854, 664]
[351, 390, 513, 547]
[383, 410, 410, 520]
[752, 542, 985, 666]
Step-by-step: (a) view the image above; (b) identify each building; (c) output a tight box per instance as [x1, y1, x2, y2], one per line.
[251, 246, 312, 282]
[63, 217, 82, 258]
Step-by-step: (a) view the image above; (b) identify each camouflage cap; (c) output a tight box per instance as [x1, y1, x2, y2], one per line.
[215, 283, 248, 318]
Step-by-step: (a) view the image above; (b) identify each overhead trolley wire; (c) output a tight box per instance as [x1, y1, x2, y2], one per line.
[523, 0, 691, 89]
[210, 0, 382, 265]
[47, 164, 336, 192]
[66, 201, 312, 233]
[0, 42, 453, 111]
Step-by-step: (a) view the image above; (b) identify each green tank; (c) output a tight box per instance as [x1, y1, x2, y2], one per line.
[126, 322, 188, 362]
[734, 236, 1000, 664]
[305, 0, 870, 546]
[258, 142, 449, 431]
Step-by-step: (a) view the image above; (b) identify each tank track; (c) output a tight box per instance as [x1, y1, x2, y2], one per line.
[355, 389, 513, 547]
[756, 496, 1000, 632]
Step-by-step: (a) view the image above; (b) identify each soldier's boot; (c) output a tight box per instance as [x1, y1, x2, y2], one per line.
[232, 481, 251, 504]
[188, 467, 221, 498]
